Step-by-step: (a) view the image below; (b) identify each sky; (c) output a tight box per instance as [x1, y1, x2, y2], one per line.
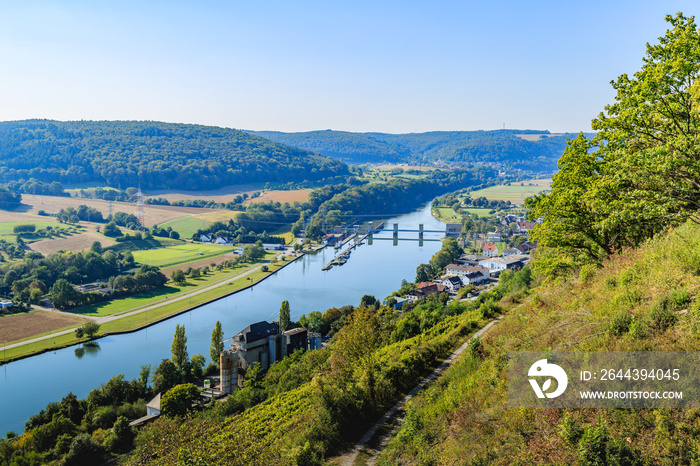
[0, 1, 697, 134]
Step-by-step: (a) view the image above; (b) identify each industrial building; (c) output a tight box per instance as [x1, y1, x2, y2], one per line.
[220, 321, 322, 393]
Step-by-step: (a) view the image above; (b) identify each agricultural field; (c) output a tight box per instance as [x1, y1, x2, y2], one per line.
[242, 189, 312, 205]
[131, 243, 233, 269]
[158, 216, 214, 238]
[29, 230, 116, 255]
[19, 194, 193, 226]
[146, 184, 259, 202]
[191, 210, 238, 223]
[469, 179, 552, 204]
[0, 311, 86, 343]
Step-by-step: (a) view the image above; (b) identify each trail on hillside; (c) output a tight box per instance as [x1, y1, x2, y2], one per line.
[337, 316, 502, 466]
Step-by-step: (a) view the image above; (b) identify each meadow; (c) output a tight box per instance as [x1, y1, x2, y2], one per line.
[131, 243, 233, 269]
[469, 179, 552, 204]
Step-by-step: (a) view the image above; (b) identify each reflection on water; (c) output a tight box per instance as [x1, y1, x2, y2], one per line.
[74, 342, 101, 359]
[0, 202, 444, 434]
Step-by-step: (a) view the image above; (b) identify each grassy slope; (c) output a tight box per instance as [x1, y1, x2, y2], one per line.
[379, 220, 700, 465]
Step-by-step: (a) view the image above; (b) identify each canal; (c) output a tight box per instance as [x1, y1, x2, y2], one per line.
[1, 203, 446, 434]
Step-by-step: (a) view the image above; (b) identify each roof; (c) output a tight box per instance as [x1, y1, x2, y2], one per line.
[236, 321, 280, 343]
[483, 243, 497, 251]
[283, 327, 307, 336]
[445, 263, 489, 274]
[443, 276, 462, 285]
[147, 393, 161, 410]
[503, 248, 519, 254]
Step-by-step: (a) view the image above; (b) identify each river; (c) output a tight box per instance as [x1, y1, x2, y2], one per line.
[0, 203, 445, 434]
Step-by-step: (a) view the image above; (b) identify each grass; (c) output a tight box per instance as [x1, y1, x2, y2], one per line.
[105, 237, 182, 253]
[379, 219, 700, 465]
[469, 181, 551, 204]
[1, 252, 288, 362]
[70, 251, 278, 317]
[132, 243, 232, 269]
[159, 216, 214, 238]
[0, 221, 60, 235]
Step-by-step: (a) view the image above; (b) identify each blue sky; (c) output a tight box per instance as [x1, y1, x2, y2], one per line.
[0, 1, 697, 133]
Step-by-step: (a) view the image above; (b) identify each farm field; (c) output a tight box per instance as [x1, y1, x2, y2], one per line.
[146, 184, 259, 201]
[0, 221, 60, 235]
[18, 194, 193, 226]
[470, 179, 552, 204]
[0, 311, 86, 343]
[29, 230, 116, 255]
[132, 243, 233, 269]
[242, 189, 313, 205]
[159, 216, 214, 238]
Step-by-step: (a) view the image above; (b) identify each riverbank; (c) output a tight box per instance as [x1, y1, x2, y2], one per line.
[0, 248, 309, 365]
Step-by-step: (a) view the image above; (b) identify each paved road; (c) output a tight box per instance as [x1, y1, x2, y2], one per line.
[4, 251, 300, 352]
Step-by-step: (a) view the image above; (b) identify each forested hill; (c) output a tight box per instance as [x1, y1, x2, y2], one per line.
[249, 129, 587, 170]
[0, 120, 349, 190]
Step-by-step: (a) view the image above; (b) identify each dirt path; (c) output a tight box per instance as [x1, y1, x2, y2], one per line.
[338, 317, 502, 466]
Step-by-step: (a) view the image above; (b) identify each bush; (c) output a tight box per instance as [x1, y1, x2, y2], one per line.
[609, 311, 633, 336]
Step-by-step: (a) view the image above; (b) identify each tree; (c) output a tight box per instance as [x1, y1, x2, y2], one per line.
[210, 321, 224, 365]
[360, 294, 377, 308]
[82, 322, 100, 338]
[160, 383, 199, 417]
[171, 324, 188, 370]
[190, 353, 206, 380]
[415, 263, 434, 283]
[529, 14, 700, 271]
[170, 269, 187, 285]
[49, 279, 79, 309]
[90, 241, 103, 254]
[279, 300, 291, 331]
[152, 359, 180, 394]
[103, 222, 121, 237]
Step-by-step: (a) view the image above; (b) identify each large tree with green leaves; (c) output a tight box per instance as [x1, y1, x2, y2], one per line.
[279, 300, 291, 332]
[210, 321, 224, 365]
[171, 324, 188, 370]
[528, 13, 700, 271]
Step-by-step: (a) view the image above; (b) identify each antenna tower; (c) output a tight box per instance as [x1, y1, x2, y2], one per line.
[135, 183, 145, 226]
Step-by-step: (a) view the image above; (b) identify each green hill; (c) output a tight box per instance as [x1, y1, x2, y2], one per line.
[380, 220, 700, 465]
[250, 129, 587, 171]
[0, 120, 349, 190]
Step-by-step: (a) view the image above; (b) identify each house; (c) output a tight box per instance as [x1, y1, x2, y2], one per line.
[479, 255, 529, 275]
[515, 241, 537, 254]
[503, 248, 520, 257]
[461, 271, 484, 285]
[384, 296, 409, 310]
[445, 223, 462, 237]
[220, 320, 321, 393]
[482, 243, 498, 257]
[200, 234, 212, 243]
[262, 243, 286, 250]
[0, 300, 13, 308]
[487, 231, 502, 242]
[215, 236, 229, 245]
[440, 275, 463, 292]
[146, 393, 161, 416]
[516, 221, 536, 233]
[406, 284, 447, 302]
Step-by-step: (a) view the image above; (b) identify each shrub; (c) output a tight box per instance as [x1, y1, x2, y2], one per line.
[609, 311, 633, 336]
[579, 264, 596, 284]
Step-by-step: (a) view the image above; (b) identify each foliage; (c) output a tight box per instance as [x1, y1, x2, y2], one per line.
[171, 324, 188, 371]
[160, 384, 199, 417]
[528, 14, 700, 272]
[251, 129, 575, 170]
[210, 321, 224, 366]
[0, 120, 349, 189]
[279, 300, 291, 332]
